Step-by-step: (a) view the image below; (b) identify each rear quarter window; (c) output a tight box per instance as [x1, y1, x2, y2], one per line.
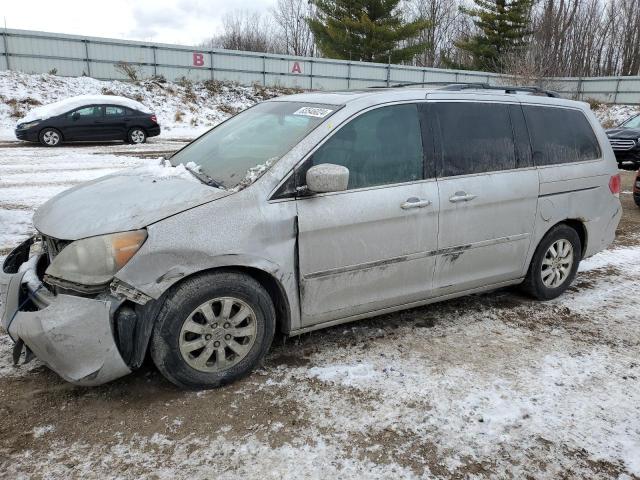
[523, 105, 601, 165]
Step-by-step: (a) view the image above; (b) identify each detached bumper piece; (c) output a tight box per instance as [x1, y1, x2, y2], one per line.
[1, 237, 131, 386]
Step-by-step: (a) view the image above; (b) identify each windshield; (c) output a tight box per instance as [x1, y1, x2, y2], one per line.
[169, 101, 337, 189]
[621, 114, 640, 129]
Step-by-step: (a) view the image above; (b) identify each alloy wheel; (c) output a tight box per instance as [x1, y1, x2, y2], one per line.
[130, 129, 145, 143]
[541, 239, 574, 288]
[179, 297, 257, 373]
[42, 130, 60, 145]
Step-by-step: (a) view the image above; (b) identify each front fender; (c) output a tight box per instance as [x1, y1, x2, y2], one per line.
[116, 250, 286, 298]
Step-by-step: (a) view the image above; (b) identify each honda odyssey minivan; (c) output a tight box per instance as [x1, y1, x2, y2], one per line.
[0, 86, 622, 389]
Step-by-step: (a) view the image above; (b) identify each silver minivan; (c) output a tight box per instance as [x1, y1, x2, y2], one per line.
[0, 87, 622, 389]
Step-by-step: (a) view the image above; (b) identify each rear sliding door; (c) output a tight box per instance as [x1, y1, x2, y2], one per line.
[427, 99, 539, 295]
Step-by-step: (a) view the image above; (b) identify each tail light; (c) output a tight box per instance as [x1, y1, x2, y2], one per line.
[150, 114, 157, 123]
[609, 173, 621, 197]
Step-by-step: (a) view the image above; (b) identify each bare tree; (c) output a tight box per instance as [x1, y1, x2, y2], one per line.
[203, 10, 281, 53]
[272, 0, 316, 56]
[405, 0, 468, 68]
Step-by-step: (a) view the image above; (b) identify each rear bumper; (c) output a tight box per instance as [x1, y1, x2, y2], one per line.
[147, 125, 161, 137]
[1, 238, 131, 386]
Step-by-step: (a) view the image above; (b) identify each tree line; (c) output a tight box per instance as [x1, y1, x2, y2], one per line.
[201, 0, 640, 78]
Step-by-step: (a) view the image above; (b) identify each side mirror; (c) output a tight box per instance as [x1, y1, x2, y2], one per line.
[306, 163, 349, 194]
[72, 112, 80, 121]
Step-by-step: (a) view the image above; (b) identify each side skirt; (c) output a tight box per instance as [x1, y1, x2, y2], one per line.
[288, 278, 524, 336]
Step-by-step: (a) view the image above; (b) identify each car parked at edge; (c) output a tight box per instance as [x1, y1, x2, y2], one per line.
[634, 169, 640, 207]
[1, 87, 621, 390]
[15, 94, 160, 146]
[606, 113, 640, 168]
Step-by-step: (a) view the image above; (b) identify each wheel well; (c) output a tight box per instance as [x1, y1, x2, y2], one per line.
[178, 266, 291, 335]
[561, 219, 587, 257]
[39, 127, 63, 139]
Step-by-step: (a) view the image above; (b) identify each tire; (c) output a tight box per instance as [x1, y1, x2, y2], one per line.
[127, 127, 147, 144]
[150, 272, 276, 390]
[39, 128, 62, 147]
[522, 224, 582, 300]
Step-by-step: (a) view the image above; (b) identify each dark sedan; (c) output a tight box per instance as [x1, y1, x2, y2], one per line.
[606, 113, 640, 168]
[16, 98, 160, 146]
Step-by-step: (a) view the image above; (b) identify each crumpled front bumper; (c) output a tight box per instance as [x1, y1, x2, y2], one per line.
[0, 238, 131, 386]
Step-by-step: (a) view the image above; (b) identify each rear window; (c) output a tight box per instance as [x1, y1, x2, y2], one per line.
[523, 106, 601, 165]
[433, 102, 516, 177]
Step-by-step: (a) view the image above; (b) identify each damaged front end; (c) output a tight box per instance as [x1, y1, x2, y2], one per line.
[0, 236, 160, 386]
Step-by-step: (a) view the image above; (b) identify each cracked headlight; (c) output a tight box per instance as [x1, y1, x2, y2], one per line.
[45, 229, 147, 286]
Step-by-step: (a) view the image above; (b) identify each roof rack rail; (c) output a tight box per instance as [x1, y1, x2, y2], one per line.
[368, 81, 560, 98]
[437, 82, 560, 98]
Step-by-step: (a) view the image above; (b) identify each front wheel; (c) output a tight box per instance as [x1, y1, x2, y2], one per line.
[522, 224, 582, 300]
[39, 128, 62, 146]
[150, 272, 276, 390]
[127, 128, 147, 144]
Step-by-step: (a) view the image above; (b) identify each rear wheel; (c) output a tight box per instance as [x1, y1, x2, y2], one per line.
[39, 128, 62, 146]
[150, 272, 276, 390]
[127, 127, 146, 144]
[522, 224, 582, 300]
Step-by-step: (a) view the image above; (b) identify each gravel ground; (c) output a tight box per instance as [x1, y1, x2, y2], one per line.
[0, 139, 639, 479]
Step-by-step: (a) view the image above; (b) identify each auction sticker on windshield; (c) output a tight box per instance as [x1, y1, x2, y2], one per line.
[293, 107, 333, 118]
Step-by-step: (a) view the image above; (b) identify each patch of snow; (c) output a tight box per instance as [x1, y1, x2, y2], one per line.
[20, 95, 151, 123]
[580, 243, 640, 274]
[593, 104, 640, 128]
[307, 362, 380, 387]
[231, 157, 278, 192]
[32, 425, 55, 438]
[132, 160, 201, 183]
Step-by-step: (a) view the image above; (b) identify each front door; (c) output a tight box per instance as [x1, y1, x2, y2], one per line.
[296, 103, 439, 326]
[428, 99, 539, 295]
[63, 105, 105, 141]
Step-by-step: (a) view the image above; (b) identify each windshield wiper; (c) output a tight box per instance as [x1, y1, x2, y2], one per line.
[184, 164, 224, 189]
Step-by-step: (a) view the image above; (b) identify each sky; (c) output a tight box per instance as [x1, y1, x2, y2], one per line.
[1, 0, 274, 46]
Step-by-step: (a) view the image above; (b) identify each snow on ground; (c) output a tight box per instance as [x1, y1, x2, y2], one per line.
[593, 103, 640, 128]
[0, 70, 300, 141]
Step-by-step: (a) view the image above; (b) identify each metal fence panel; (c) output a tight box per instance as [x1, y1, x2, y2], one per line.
[9, 33, 85, 59]
[1, 28, 640, 104]
[0, 32, 7, 70]
[11, 56, 86, 76]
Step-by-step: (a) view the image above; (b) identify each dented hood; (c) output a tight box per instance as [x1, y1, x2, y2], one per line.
[33, 168, 229, 240]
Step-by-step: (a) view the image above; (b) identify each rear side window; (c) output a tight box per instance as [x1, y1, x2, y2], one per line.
[523, 106, 601, 165]
[433, 102, 516, 177]
[309, 104, 424, 189]
[105, 106, 127, 116]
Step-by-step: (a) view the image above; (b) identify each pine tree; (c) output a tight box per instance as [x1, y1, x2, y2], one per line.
[307, 0, 430, 64]
[454, 0, 533, 72]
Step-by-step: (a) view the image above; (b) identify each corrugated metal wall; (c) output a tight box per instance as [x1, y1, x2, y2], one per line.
[1, 28, 639, 104]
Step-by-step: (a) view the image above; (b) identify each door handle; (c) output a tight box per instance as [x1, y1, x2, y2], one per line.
[401, 197, 432, 209]
[449, 191, 477, 203]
